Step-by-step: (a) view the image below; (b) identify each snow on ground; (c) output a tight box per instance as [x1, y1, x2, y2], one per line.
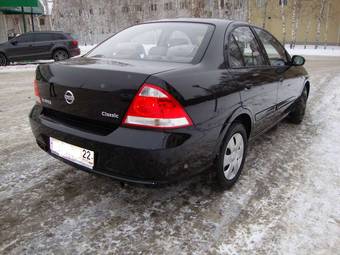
[0, 56, 339, 254]
[286, 44, 340, 57]
[79, 44, 97, 55]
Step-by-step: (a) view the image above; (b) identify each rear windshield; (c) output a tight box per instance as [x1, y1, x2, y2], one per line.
[87, 22, 214, 63]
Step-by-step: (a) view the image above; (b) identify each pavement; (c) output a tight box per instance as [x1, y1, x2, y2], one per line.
[0, 56, 339, 254]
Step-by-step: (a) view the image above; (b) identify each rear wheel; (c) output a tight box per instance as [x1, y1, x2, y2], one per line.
[0, 53, 8, 66]
[53, 49, 69, 61]
[216, 123, 248, 190]
[288, 87, 308, 124]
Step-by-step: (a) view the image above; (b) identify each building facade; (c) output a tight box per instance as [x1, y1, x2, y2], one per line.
[0, 2, 52, 43]
[2, 0, 338, 47]
[0, 13, 52, 42]
[52, 0, 249, 45]
[249, 0, 340, 46]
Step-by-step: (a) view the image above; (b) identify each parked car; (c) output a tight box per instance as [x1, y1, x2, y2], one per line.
[0, 31, 80, 66]
[29, 19, 309, 189]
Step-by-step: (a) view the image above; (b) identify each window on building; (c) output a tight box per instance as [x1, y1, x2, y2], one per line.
[79, 9, 82, 16]
[135, 5, 142, 11]
[150, 3, 157, 11]
[39, 18, 45, 26]
[122, 6, 129, 13]
[89, 8, 93, 15]
[164, 2, 173, 10]
[180, 0, 189, 9]
[279, 0, 288, 5]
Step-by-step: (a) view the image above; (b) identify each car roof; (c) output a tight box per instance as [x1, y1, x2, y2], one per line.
[24, 31, 65, 34]
[144, 18, 248, 27]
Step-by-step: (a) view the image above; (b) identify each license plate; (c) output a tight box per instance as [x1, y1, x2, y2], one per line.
[49, 137, 94, 169]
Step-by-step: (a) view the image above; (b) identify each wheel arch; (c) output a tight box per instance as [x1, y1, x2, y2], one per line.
[304, 80, 310, 98]
[214, 107, 254, 157]
[0, 51, 9, 65]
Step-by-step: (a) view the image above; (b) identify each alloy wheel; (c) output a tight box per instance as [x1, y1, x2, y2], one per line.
[54, 50, 69, 61]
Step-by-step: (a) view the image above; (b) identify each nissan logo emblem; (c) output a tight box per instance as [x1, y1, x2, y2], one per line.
[64, 90, 75, 104]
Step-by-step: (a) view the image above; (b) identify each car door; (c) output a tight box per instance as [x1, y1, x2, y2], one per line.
[226, 26, 280, 135]
[253, 27, 303, 114]
[7, 34, 35, 61]
[31, 33, 55, 59]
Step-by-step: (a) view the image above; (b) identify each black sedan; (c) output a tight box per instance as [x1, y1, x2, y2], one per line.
[29, 19, 309, 189]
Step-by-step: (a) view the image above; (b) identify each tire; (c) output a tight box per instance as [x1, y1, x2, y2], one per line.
[0, 53, 8, 66]
[216, 122, 248, 190]
[53, 49, 69, 61]
[288, 87, 308, 124]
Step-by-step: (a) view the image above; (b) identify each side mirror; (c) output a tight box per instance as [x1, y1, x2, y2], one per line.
[291, 55, 305, 66]
[11, 40, 18, 45]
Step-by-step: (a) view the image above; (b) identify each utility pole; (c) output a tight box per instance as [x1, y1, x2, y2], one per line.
[21, 6, 27, 33]
[31, 7, 35, 31]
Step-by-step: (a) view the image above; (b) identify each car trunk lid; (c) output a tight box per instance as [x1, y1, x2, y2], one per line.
[37, 57, 186, 129]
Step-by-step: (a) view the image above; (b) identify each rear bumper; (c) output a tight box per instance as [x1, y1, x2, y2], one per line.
[69, 48, 81, 57]
[29, 105, 216, 184]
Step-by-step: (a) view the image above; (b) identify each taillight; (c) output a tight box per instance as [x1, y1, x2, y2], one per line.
[34, 79, 41, 104]
[123, 84, 193, 129]
[71, 40, 78, 47]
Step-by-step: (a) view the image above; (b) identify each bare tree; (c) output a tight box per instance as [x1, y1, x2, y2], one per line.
[262, 0, 268, 28]
[40, 0, 53, 30]
[315, 0, 327, 49]
[191, 0, 204, 18]
[290, 0, 302, 49]
[323, 0, 331, 49]
[247, 0, 251, 23]
[304, 18, 312, 49]
[218, 0, 224, 18]
[280, 0, 287, 46]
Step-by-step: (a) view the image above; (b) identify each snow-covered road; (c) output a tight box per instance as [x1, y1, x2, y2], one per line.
[0, 56, 339, 254]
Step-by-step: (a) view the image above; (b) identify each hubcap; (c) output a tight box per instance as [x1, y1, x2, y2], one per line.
[55, 51, 68, 61]
[223, 133, 244, 180]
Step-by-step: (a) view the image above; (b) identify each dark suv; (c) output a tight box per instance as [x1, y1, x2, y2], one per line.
[0, 31, 80, 66]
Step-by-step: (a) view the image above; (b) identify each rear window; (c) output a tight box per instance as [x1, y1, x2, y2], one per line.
[87, 22, 214, 63]
[32, 33, 66, 42]
[53, 33, 67, 40]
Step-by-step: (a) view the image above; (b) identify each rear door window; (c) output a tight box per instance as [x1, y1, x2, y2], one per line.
[228, 35, 244, 67]
[228, 26, 266, 67]
[33, 33, 54, 42]
[254, 28, 288, 66]
[53, 33, 67, 40]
